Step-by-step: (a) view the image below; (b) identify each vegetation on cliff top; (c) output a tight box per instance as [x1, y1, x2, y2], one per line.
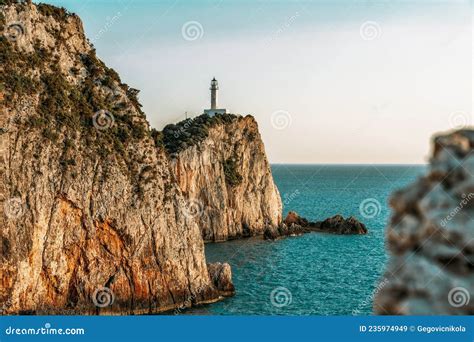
[1, 0, 70, 19]
[37, 3, 73, 20]
[1, 24, 148, 166]
[1, 0, 29, 6]
[2, 1, 249, 190]
[160, 114, 244, 187]
[161, 113, 239, 155]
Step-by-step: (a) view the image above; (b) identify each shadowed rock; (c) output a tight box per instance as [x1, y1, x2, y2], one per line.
[316, 214, 368, 235]
[283, 211, 309, 227]
[374, 129, 474, 315]
[264, 211, 368, 240]
[207, 262, 235, 297]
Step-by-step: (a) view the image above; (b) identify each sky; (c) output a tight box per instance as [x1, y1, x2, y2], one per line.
[40, 0, 472, 164]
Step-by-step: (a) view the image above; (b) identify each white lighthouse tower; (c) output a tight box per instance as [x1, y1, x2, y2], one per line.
[204, 77, 227, 116]
[210, 77, 218, 109]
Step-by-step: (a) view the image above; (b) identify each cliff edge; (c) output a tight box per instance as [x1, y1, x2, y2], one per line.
[163, 114, 282, 242]
[0, 2, 234, 314]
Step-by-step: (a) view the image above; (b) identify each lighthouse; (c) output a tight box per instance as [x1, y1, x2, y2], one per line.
[204, 78, 227, 116]
[210, 77, 218, 109]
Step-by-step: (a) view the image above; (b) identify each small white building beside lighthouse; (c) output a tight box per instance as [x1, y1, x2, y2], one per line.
[204, 78, 227, 116]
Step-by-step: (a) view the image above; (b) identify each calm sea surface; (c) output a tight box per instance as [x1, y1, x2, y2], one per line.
[187, 165, 425, 315]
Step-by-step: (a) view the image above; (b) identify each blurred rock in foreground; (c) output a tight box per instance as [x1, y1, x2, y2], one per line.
[374, 129, 474, 315]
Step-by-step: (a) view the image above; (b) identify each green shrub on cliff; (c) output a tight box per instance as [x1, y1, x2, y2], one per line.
[151, 128, 164, 148]
[223, 157, 243, 187]
[1, 0, 30, 6]
[1, 33, 149, 151]
[0, 37, 42, 98]
[37, 3, 72, 21]
[162, 113, 239, 156]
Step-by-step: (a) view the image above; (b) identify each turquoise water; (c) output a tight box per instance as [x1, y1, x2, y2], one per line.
[189, 165, 425, 315]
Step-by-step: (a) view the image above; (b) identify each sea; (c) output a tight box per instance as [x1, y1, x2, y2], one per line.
[186, 164, 426, 315]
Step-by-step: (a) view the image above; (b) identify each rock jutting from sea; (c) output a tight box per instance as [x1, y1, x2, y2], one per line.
[264, 211, 368, 240]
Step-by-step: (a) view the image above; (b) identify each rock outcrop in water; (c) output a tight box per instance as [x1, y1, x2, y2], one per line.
[316, 215, 368, 235]
[165, 114, 282, 242]
[374, 129, 474, 315]
[207, 262, 235, 297]
[264, 211, 367, 240]
[0, 1, 242, 314]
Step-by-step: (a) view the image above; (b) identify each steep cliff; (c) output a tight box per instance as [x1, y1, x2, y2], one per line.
[0, 2, 234, 314]
[374, 129, 474, 315]
[163, 114, 282, 241]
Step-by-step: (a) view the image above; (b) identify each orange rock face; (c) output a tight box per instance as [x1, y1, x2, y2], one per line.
[0, 2, 234, 315]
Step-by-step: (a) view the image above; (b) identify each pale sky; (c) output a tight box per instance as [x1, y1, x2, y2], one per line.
[42, 0, 472, 164]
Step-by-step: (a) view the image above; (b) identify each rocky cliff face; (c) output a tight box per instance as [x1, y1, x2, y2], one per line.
[374, 130, 474, 315]
[0, 2, 238, 314]
[167, 115, 282, 241]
